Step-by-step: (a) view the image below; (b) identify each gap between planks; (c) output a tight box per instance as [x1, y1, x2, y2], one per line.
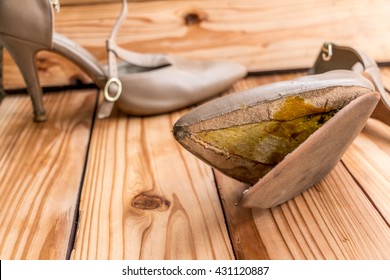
[0, 90, 97, 259]
[70, 108, 234, 259]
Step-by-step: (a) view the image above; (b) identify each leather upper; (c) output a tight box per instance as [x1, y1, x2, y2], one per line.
[0, 0, 53, 48]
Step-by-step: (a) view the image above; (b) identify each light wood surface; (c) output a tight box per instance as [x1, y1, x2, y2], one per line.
[343, 121, 390, 223]
[72, 73, 390, 260]
[1, 0, 390, 260]
[1, 73, 390, 260]
[216, 163, 390, 260]
[61, 0, 117, 5]
[71, 108, 233, 260]
[3, 0, 390, 89]
[0, 90, 96, 259]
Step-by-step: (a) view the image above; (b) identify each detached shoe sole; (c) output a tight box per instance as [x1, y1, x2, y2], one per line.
[173, 43, 388, 208]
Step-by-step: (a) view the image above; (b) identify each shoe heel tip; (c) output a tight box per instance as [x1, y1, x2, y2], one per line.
[34, 114, 48, 122]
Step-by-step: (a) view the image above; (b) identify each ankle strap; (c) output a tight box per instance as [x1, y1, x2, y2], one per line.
[309, 42, 390, 111]
[98, 0, 128, 118]
[98, 0, 172, 118]
[50, 0, 61, 13]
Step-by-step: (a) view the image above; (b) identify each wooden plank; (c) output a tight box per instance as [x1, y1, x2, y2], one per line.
[61, 0, 118, 5]
[3, 0, 390, 89]
[215, 75, 390, 259]
[340, 69, 390, 222]
[0, 90, 96, 259]
[71, 107, 233, 260]
[362, 119, 390, 156]
[381, 68, 390, 90]
[342, 121, 390, 223]
[214, 172, 272, 260]
[217, 164, 390, 260]
[3, 50, 95, 91]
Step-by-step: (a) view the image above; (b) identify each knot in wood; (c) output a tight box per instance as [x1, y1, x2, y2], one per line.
[132, 193, 171, 211]
[36, 57, 49, 71]
[183, 10, 207, 26]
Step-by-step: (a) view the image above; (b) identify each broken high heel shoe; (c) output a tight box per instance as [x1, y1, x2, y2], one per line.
[173, 42, 390, 209]
[0, 0, 246, 122]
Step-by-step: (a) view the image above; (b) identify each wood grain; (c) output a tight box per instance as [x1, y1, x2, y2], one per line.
[342, 121, 390, 223]
[61, 0, 118, 5]
[0, 90, 96, 259]
[3, 0, 390, 89]
[2, 71, 390, 260]
[214, 172, 270, 260]
[217, 163, 390, 260]
[2, 0, 390, 259]
[71, 107, 233, 260]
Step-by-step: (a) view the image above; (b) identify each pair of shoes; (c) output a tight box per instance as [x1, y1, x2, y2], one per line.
[0, 0, 247, 121]
[173, 42, 390, 209]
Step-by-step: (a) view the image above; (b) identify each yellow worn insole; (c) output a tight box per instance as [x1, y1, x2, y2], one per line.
[196, 111, 336, 165]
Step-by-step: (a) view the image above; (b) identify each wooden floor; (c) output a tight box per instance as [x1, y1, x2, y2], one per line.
[1, 0, 390, 260]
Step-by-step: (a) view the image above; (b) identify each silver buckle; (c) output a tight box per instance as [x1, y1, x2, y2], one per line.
[321, 42, 333, 61]
[50, 0, 61, 13]
[104, 77, 122, 102]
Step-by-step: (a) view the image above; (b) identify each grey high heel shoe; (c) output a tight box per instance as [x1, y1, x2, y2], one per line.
[0, 0, 247, 121]
[173, 43, 389, 208]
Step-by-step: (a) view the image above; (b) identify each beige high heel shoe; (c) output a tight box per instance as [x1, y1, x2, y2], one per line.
[0, 0, 247, 121]
[174, 43, 390, 208]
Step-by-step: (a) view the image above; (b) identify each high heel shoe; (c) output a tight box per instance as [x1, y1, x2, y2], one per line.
[173, 42, 390, 208]
[0, 0, 247, 122]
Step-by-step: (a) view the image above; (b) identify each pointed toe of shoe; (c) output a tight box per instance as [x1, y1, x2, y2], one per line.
[214, 60, 247, 81]
[202, 60, 247, 92]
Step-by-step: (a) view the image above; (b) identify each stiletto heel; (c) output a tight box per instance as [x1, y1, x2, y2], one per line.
[0, 0, 246, 121]
[1, 35, 47, 121]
